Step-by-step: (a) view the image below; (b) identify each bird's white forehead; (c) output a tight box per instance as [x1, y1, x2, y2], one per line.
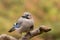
[24, 12, 31, 15]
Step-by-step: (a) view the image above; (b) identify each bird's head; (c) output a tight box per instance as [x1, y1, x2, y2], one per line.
[22, 12, 32, 19]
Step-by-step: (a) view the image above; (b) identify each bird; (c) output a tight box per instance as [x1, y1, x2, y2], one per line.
[8, 12, 34, 34]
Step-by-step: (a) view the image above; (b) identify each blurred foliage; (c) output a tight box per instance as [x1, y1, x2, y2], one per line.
[0, 0, 60, 40]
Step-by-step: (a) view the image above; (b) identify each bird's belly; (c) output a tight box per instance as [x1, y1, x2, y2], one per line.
[16, 20, 33, 33]
[22, 26, 30, 32]
[22, 20, 33, 26]
[17, 26, 30, 33]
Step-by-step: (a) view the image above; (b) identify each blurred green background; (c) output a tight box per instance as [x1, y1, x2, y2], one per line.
[0, 0, 60, 40]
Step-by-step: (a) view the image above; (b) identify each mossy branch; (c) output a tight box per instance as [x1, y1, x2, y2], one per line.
[19, 25, 51, 40]
[0, 25, 51, 40]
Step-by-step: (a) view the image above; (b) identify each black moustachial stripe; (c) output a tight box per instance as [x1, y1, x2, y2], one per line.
[22, 16, 29, 19]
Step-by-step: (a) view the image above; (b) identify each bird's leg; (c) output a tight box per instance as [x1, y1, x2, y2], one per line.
[26, 32, 31, 36]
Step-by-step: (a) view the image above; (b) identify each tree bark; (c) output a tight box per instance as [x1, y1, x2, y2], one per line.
[19, 25, 51, 40]
[0, 25, 51, 40]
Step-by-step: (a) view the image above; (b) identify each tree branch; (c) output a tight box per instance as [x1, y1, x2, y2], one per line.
[19, 25, 51, 40]
[0, 25, 51, 40]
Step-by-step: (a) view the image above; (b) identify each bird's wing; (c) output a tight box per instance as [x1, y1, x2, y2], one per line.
[8, 17, 23, 32]
[14, 17, 23, 28]
[8, 27, 15, 32]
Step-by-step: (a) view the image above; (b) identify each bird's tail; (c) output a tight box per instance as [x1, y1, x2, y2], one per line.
[8, 27, 15, 32]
